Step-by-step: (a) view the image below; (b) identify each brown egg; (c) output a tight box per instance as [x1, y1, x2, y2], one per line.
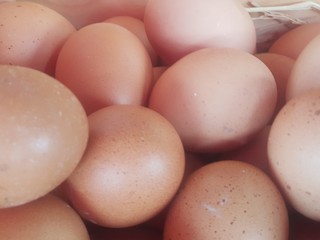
[104, 16, 159, 65]
[149, 48, 277, 153]
[164, 160, 289, 240]
[21, 0, 148, 29]
[0, 65, 88, 208]
[269, 23, 320, 60]
[64, 105, 185, 228]
[0, 1, 76, 76]
[255, 53, 295, 121]
[0, 194, 90, 240]
[55, 22, 153, 115]
[268, 89, 320, 221]
[286, 34, 320, 101]
[144, 0, 256, 65]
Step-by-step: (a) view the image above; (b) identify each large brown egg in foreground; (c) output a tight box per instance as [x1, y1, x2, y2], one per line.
[64, 105, 185, 228]
[0, 65, 88, 208]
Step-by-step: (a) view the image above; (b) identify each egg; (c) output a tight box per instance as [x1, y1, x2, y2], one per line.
[163, 160, 289, 240]
[55, 22, 153, 115]
[286, 34, 320, 101]
[148, 48, 277, 153]
[268, 89, 320, 221]
[64, 105, 185, 228]
[17, 0, 148, 29]
[144, 0, 256, 65]
[255, 53, 295, 121]
[0, 65, 88, 208]
[0, 194, 90, 240]
[269, 23, 320, 60]
[104, 16, 159, 66]
[0, 1, 76, 76]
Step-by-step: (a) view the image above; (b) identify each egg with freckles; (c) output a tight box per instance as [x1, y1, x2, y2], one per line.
[64, 105, 185, 228]
[0, 65, 88, 208]
[0, 1, 76, 76]
[163, 160, 289, 240]
[149, 48, 277, 153]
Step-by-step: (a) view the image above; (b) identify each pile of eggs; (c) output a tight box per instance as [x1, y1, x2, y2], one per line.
[1, 0, 320, 239]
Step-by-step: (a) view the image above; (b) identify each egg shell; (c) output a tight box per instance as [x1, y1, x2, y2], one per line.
[163, 160, 289, 240]
[55, 22, 153, 115]
[269, 23, 320, 60]
[64, 105, 185, 228]
[148, 48, 277, 153]
[0, 194, 90, 240]
[268, 89, 320, 221]
[255, 53, 294, 121]
[104, 16, 159, 66]
[0, 65, 88, 208]
[144, 0, 256, 65]
[0, 1, 76, 76]
[286, 34, 320, 101]
[19, 0, 148, 29]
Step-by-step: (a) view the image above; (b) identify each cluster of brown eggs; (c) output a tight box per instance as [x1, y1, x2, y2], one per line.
[1, 0, 320, 239]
